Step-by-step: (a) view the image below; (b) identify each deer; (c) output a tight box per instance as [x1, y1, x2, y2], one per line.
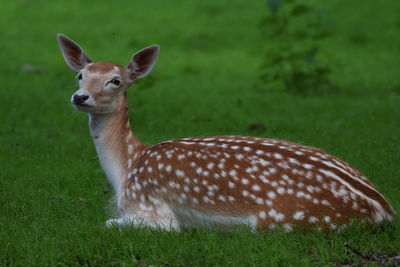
[57, 33, 394, 232]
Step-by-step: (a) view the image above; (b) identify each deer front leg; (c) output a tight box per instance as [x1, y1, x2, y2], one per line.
[106, 217, 134, 227]
[107, 201, 180, 231]
[105, 217, 156, 228]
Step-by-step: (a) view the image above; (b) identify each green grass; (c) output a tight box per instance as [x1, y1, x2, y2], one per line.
[1, 0, 400, 265]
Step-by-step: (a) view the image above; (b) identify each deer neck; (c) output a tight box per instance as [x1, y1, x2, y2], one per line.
[88, 101, 144, 197]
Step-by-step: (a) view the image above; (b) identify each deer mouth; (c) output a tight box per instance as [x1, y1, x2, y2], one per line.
[73, 102, 92, 107]
[72, 102, 95, 112]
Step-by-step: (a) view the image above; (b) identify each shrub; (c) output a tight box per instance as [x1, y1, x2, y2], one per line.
[259, 0, 334, 93]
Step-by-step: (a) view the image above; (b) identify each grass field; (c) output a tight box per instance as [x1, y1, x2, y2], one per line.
[1, 0, 400, 265]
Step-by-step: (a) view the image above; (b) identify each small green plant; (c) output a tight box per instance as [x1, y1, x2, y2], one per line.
[260, 0, 333, 93]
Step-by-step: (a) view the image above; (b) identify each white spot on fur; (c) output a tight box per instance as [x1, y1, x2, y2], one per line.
[277, 187, 285, 194]
[259, 211, 266, 219]
[293, 211, 305, 220]
[166, 165, 172, 172]
[268, 209, 284, 222]
[252, 184, 261, 191]
[176, 169, 185, 177]
[267, 191, 276, 199]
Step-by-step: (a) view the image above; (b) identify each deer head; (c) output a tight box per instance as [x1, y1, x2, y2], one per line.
[57, 33, 159, 115]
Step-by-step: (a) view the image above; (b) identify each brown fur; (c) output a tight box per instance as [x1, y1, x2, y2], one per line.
[120, 136, 394, 229]
[86, 61, 122, 74]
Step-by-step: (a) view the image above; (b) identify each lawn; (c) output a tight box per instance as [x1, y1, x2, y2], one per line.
[1, 0, 400, 265]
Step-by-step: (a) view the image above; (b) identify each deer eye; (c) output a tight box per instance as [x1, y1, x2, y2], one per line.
[111, 78, 120, 86]
[78, 73, 83, 80]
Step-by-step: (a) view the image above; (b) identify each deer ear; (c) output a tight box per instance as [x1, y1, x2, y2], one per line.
[126, 45, 159, 81]
[57, 33, 92, 72]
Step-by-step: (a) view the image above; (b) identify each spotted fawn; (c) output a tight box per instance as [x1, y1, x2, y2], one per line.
[57, 33, 394, 232]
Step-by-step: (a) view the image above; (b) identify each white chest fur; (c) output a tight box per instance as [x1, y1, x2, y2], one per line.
[89, 114, 124, 198]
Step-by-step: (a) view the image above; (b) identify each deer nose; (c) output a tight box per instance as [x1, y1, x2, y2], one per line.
[73, 94, 89, 105]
